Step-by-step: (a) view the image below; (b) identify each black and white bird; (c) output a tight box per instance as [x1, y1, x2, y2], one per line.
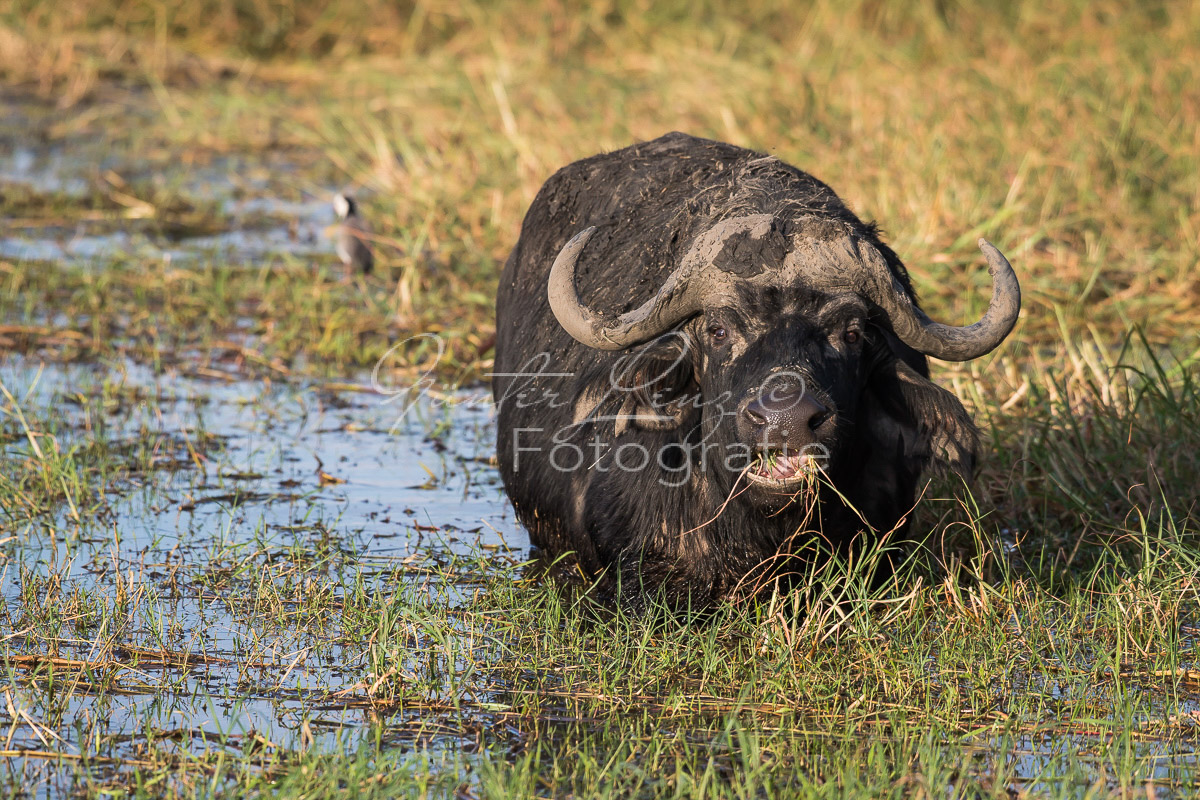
[332, 193, 374, 276]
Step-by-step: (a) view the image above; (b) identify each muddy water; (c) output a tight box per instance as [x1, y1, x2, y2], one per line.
[0, 358, 523, 785]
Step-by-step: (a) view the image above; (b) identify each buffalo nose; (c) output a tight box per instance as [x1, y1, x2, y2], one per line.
[740, 389, 831, 445]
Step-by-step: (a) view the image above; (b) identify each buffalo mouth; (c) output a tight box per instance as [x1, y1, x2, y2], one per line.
[745, 449, 824, 491]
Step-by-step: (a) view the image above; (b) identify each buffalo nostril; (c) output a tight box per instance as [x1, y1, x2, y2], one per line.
[743, 392, 831, 440]
[743, 403, 767, 427]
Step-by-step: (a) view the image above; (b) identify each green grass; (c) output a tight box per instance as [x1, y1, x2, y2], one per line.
[2, 0, 1200, 796]
[0, 260, 490, 376]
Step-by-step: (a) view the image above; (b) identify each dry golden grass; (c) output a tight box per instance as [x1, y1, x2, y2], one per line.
[4, 1, 1197, 346]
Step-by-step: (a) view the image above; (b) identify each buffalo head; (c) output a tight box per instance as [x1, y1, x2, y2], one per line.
[547, 213, 1018, 513]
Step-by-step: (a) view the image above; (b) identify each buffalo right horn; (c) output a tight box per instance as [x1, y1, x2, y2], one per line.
[548, 216, 774, 350]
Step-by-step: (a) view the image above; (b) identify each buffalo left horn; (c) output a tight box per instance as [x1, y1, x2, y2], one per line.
[864, 238, 1021, 361]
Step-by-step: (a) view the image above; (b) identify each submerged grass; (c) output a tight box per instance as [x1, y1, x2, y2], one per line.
[2, 0, 1200, 796]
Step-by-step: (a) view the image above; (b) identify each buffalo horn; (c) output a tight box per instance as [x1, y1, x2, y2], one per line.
[865, 238, 1021, 361]
[547, 216, 772, 350]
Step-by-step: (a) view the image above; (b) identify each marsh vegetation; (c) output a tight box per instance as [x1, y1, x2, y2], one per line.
[1, 0, 1199, 796]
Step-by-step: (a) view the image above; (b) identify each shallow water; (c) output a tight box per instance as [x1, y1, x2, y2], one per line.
[0, 358, 525, 793]
[0, 198, 333, 266]
[0, 97, 344, 268]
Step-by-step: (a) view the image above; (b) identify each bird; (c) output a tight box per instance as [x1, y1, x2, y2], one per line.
[332, 193, 374, 277]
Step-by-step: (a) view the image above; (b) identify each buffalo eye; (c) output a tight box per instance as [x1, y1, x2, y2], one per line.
[708, 324, 727, 342]
[841, 320, 863, 345]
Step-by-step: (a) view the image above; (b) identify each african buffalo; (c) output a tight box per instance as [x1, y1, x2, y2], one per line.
[492, 132, 1020, 607]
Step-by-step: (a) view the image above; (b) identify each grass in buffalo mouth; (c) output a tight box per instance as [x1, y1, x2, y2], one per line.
[746, 449, 824, 490]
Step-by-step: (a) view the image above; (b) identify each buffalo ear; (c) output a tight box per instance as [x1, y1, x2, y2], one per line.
[863, 351, 978, 478]
[611, 332, 699, 432]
